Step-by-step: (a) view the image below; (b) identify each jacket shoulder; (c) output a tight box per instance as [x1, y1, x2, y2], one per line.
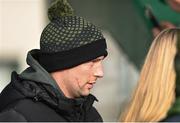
[4, 98, 66, 121]
[0, 109, 27, 121]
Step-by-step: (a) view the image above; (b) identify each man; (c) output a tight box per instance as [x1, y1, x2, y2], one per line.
[0, 0, 107, 121]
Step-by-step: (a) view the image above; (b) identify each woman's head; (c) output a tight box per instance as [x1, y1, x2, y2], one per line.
[120, 28, 180, 122]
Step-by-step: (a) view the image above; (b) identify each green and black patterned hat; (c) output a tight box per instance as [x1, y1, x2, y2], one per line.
[38, 0, 107, 72]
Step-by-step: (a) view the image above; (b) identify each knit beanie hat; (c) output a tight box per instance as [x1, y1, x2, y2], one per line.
[38, 0, 108, 72]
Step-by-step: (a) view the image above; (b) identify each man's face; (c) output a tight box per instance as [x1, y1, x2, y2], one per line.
[52, 56, 105, 98]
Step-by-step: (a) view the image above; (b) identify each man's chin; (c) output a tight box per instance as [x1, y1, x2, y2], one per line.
[81, 90, 90, 97]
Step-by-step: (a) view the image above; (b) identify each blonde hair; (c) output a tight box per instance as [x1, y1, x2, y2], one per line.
[120, 28, 180, 122]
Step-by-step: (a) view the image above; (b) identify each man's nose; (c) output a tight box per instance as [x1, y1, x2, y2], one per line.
[94, 62, 104, 78]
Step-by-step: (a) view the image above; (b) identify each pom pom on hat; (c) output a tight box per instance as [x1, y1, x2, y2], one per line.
[48, 0, 74, 21]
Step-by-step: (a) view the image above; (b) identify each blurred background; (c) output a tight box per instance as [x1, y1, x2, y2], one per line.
[0, 0, 180, 121]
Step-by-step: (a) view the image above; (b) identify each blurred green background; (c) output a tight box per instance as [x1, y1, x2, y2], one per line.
[68, 0, 180, 69]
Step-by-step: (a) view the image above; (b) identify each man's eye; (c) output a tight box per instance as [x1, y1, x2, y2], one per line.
[92, 59, 100, 63]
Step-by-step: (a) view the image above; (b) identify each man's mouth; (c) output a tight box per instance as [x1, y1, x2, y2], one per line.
[87, 82, 95, 89]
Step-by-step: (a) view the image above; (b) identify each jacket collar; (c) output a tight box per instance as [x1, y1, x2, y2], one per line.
[11, 71, 98, 113]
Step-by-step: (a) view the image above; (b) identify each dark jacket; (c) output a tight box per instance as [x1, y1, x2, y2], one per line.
[0, 50, 102, 122]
